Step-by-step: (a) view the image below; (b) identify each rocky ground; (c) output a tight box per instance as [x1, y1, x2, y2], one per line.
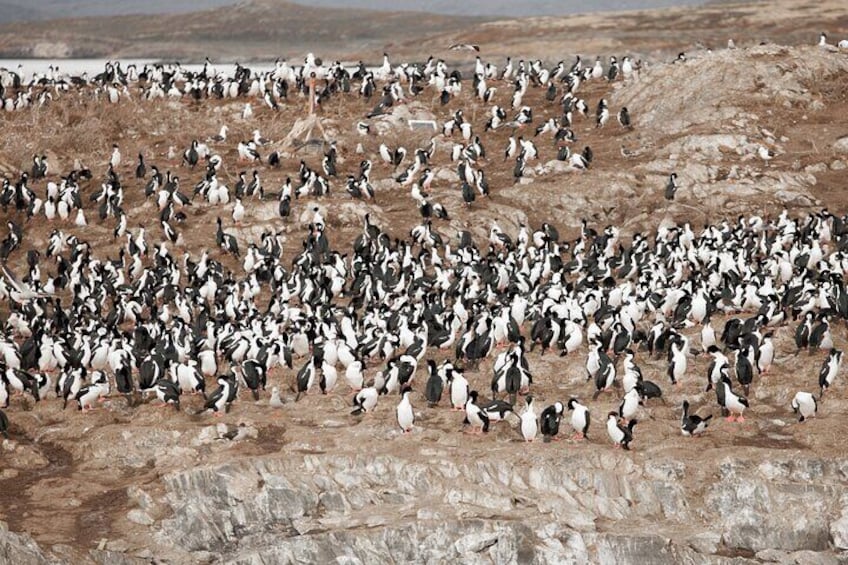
[2, 15, 848, 565]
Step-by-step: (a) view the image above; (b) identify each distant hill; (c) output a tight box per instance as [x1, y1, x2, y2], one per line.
[0, 0, 707, 23]
[292, 0, 704, 17]
[0, 0, 843, 61]
[0, 0, 489, 61]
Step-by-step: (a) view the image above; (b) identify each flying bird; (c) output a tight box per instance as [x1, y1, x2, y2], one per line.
[449, 44, 480, 52]
[1, 263, 52, 303]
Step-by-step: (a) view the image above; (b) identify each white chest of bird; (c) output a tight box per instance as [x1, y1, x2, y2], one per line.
[569, 401, 590, 438]
[198, 350, 217, 377]
[450, 373, 468, 409]
[320, 362, 338, 393]
[669, 341, 687, 385]
[619, 388, 641, 422]
[606, 414, 625, 445]
[396, 390, 415, 433]
[758, 337, 774, 374]
[77, 383, 103, 411]
[791, 391, 817, 422]
[174, 361, 200, 394]
[345, 361, 364, 391]
[520, 399, 538, 442]
[586, 345, 601, 378]
[622, 367, 639, 395]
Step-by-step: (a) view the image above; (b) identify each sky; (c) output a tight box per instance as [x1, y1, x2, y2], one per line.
[0, 0, 237, 23]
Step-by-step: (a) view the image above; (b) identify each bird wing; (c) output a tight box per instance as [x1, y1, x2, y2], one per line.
[2, 263, 54, 300]
[0, 263, 24, 293]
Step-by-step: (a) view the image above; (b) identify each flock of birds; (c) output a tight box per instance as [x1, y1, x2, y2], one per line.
[0, 43, 843, 452]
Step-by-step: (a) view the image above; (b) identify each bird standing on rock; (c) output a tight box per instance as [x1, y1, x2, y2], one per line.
[520, 395, 538, 442]
[681, 400, 712, 436]
[109, 144, 121, 169]
[791, 392, 817, 422]
[618, 107, 632, 128]
[819, 348, 842, 398]
[720, 376, 749, 423]
[540, 402, 563, 443]
[352, 387, 379, 415]
[664, 173, 679, 200]
[424, 360, 443, 407]
[568, 398, 590, 440]
[396, 388, 415, 433]
[606, 412, 636, 450]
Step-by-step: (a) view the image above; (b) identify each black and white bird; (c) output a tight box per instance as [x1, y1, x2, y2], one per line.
[110, 144, 121, 169]
[424, 360, 443, 407]
[819, 348, 842, 398]
[396, 388, 415, 433]
[757, 145, 775, 162]
[539, 401, 564, 443]
[618, 107, 632, 128]
[664, 173, 679, 201]
[667, 338, 687, 386]
[519, 395, 537, 442]
[596, 99, 609, 128]
[1, 263, 51, 303]
[478, 397, 514, 426]
[606, 412, 636, 450]
[591, 347, 616, 399]
[203, 375, 233, 416]
[449, 369, 469, 410]
[680, 400, 712, 436]
[791, 391, 817, 423]
[352, 387, 379, 415]
[567, 398, 590, 440]
[135, 153, 146, 178]
[449, 43, 480, 52]
[152, 378, 181, 412]
[618, 388, 642, 423]
[735, 347, 755, 397]
[75, 376, 107, 412]
[294, 356, 319, 401]
[464, 390, 489, 433]
[720, 376, 749, 423]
